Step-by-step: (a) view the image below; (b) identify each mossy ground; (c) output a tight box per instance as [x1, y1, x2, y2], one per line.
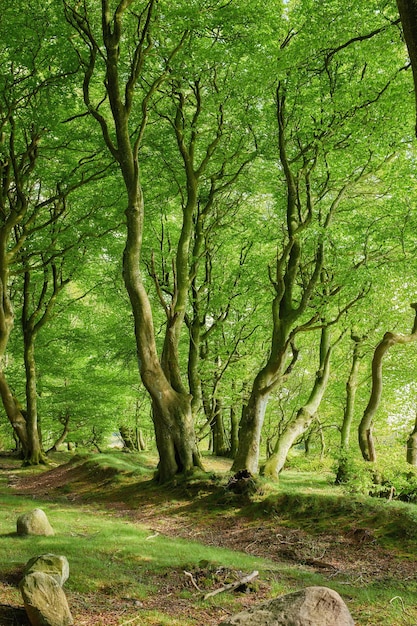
[1, 451, 417, 625]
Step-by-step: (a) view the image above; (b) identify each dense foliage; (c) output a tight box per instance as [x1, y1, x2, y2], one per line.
[0, 0, 417, 491]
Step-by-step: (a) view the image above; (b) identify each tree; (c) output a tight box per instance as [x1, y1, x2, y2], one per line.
[64, 0, 208, 481]
[358, 303, 417, 462]
[230, 0, 410, 476]
[263, 323, 333, 479]
[64, 0, 271, 480]
[396, 0, 417, 134]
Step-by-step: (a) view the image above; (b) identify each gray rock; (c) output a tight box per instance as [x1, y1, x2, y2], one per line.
[19, 571, 73, 626]
[24, 555, 69, 587]
[218, 586, 354, 626]
[17, 509, 54, 537]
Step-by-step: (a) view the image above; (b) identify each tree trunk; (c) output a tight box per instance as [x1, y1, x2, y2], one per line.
[406, 411, 417, 465]
[397, 0, 417, 135]
[230, 402, 239, 459]
[136, 428, 146, 451]
[48, 410, 70, 453]
[318, 418, 326, 460]
[340, 334, 364, 450]
[188, 311, 203, 420]
[359, 303, 417, 462]
[211, 398, 230, 457]
[231, 372, 272, 475]
[23, 334, 46, 465]
[0, 372, 29, 457]
[123, 199, 202, 481]
[263, 325, 332, 480]
[151, 387, 201, 482]
[119, 425, 138, 451]
[0, 245, 29, 454]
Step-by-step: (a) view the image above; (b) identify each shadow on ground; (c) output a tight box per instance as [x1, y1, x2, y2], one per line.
[0, 603, 30, 625]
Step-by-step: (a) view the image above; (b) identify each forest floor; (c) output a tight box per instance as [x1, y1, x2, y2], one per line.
[1, 451, 417, 625]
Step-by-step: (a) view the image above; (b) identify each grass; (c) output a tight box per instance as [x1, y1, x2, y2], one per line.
[1, 451, 417, 624]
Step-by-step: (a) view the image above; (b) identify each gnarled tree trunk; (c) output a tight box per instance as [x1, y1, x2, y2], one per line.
[0, 246, 29, 455]
[359, 303, 417, 462]
[64, 0, 204, 482]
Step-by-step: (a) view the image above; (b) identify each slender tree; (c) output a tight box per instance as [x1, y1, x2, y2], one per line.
[263, 323, 333, 479]
[358, 303, 417, 462]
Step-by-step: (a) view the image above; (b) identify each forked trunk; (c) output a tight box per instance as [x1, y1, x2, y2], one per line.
[123, 194, 202, 482]
[151, 387, 202, 483]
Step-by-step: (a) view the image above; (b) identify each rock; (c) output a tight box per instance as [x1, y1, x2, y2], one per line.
[17, 509, 54, 537]
[218, 585, 354, 626]
[19, 571, 73, 626]
[24, 555, 69, 587]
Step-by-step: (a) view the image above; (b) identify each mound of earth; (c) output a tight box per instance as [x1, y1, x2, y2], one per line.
[9, 456, 417, 588]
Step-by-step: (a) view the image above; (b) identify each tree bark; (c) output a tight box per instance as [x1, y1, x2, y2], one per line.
[359, 303, 417, 461]
[232, 368, 282, 475]
[0, 249, 29, 455]
[397, 0, 417, 134]
[263, 325, 332, 479]
[406, 411, 417, 465]
[340, 333, 365, 450]
[23, 335, 46, 464]
[0, 373, 29, 456]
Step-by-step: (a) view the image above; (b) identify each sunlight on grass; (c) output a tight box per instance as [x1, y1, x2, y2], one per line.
[2, 452, 417, 625]
[0, 494, 277, 597]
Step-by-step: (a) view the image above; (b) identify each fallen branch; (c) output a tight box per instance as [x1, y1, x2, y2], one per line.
[203, 570, 259, 600]
[145, 532, 159, 540]
[184, 570, 203, 592]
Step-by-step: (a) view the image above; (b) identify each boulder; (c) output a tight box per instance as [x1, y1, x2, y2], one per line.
[24, 555, 69, 587]
[19, 571, 73, 626]
[17, 509, 54, 537]
[218, 586, 354, 626]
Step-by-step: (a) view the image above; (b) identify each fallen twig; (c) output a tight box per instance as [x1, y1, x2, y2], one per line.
[184, 570, 203, 592]
[389, 596, 414, 619]
[203, 570, 259, 600]
[145, 531, 159, 540]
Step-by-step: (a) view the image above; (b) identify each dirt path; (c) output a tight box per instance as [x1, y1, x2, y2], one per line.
[3, 455, 417, 625]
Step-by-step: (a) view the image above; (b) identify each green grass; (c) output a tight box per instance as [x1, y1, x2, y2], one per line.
[2, 452, 417, 625]
[0, 496, 271, 591]
[0, 484, 281, 624]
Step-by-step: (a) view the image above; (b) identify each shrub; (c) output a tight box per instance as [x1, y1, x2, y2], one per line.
[335, 452, 417, 502]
